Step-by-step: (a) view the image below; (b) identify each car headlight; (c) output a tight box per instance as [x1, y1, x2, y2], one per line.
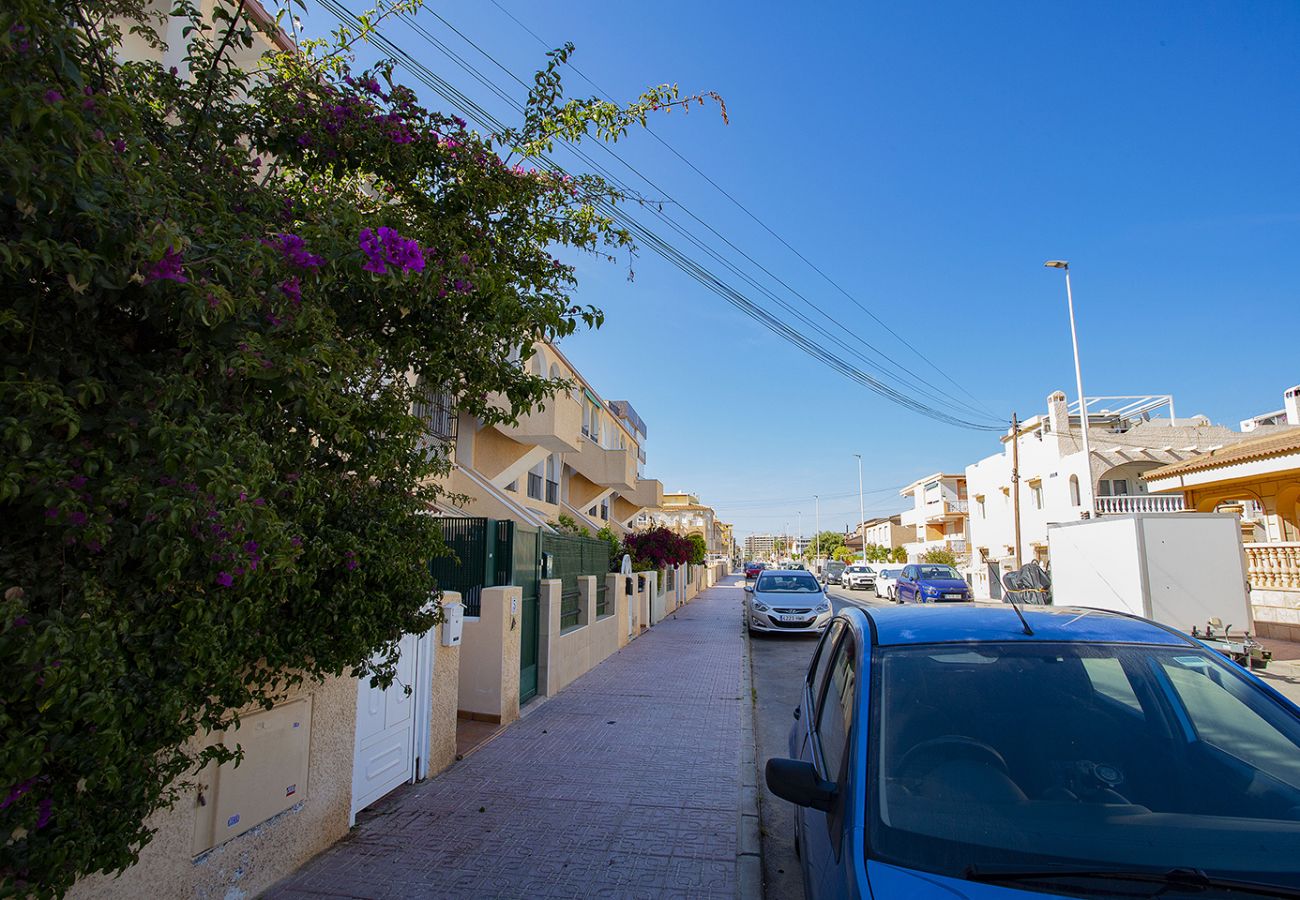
[753, 602, 769, 612]
[922, 585, 938, 595]
[816, 602, 830, 613]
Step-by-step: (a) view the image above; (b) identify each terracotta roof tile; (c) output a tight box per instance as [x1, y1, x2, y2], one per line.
[1142, 428, 1300, 480]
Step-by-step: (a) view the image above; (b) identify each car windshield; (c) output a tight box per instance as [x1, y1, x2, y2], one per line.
[869, 641, 1300, 894]
[880, 569, 900, 578]
[916, 565, 959, 580]
[755, 574, 821, 593]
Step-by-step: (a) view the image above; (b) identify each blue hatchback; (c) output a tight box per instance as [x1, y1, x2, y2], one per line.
[766, 605, 1300, 898]
[895, 563, 972, 603]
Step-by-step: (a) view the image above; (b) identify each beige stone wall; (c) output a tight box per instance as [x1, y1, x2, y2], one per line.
[1252, 588, 1300, 642]
[69, 675, 356, 900]
[456, 587, 522, 725]
[538, 577, 622, 697]
[428, 619, 461, 777]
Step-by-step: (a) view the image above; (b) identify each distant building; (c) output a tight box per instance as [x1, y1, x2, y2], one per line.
[743, 533, 777, 560]
[1240, 384, 1300, 432]
[844, 515, 910, 553]
[899, 475, 970, 563]
[639, 492, 724, 554]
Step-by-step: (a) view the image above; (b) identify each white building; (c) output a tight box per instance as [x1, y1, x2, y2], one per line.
[899, 475, 970, 562]
[965, 391, 1273, 595]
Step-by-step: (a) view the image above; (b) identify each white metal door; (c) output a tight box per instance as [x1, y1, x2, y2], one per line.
[350, 632, 419, 822]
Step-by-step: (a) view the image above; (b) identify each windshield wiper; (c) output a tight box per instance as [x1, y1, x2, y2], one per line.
[965, 864, 1300, 898]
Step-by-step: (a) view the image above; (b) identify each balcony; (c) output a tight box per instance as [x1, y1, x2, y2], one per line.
[911, 498, 969, 524]
[573, 436, 637, 492]
[492, 391, 582, 453]
[622, 477, 664, 511]
[1246, 542, 1300, 592]
[1093, 494, 1185, 516]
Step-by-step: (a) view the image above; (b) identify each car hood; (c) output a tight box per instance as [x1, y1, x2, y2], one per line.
[867, 861, 1047, 898]
[918, 578, 969, 591]
[753, 592, 824, 604]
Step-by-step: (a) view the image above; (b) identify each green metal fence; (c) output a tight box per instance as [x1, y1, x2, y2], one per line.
[428, 517, 513, 616]
[543, 532, 611, 631]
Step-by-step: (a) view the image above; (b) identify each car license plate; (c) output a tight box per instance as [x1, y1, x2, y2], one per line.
[777, 614, 807, 622]
[944, 593, 963, 600]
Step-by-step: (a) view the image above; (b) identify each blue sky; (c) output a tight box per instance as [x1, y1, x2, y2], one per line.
[303, 0, 1300, 538]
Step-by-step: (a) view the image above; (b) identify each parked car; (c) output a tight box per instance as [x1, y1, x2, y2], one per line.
[873, 567, 903, 601]
[821, 560, 847, 586]
[766, 604, 1300, 899]
[744, 561, 766, 579]
[841, 565, 876, 591]
[895, 563, 971, 603]
[744, 570, 832, 635]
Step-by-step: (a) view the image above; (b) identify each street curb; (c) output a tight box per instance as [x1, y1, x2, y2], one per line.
[738, 590, 763, 900]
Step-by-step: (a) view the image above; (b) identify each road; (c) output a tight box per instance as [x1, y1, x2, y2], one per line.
[749, 582, 889, 900]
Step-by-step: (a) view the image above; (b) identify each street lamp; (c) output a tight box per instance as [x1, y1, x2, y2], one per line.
[854, 454, 865, 563]
[814, 494, 821, 569]
[1044, 260, 1094, 515]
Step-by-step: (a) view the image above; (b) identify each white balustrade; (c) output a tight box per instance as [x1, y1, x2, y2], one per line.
[1246, 542, 1300, 591]
[1093, 494, 1186, 515]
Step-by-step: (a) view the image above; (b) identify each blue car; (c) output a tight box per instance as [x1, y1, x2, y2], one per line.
[766, 604, 1300, 899]
[896, 562, 971, 603]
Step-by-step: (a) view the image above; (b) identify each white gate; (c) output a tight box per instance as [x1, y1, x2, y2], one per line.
[350, 632, 424, 823]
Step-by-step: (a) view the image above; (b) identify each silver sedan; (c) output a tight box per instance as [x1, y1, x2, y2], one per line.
[744, 570, 832, 635]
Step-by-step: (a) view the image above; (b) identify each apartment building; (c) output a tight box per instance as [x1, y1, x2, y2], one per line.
[433, 342, 663, 535]
[899, 475, 970, 562]
[965, 390, 1279, 581]
[638, 491, 726, 553]
[743, 533, 776, 560]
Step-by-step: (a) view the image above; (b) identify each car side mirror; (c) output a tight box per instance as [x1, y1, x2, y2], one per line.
[765, 758, 837, 812]
[743, 585, 754, 593]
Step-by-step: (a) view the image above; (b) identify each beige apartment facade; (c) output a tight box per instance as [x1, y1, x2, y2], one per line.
[899, 474, 970, 563]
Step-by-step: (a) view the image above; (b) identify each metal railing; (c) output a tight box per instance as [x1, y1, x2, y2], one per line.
[428, 517, 515, 616]
[1094, 494, 1185, 515]
[1245, 542, 1300, 591]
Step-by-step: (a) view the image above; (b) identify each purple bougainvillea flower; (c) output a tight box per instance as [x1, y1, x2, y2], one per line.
[279, 275, 302, 306]
[67, 511, 88, 527]
[67, 474, 87, 490]
[113, 138, 126, 153]
[1, 779, 36, 810]
[144, 246, 187, 284]
[271, 233, 324, 269]
[43, 89, 62, 104]
[36, 797, 53, 830]
[215, 571, 234, 588]
[44, 507, 59, 519]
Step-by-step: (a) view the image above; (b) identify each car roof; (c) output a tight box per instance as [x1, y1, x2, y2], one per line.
[757, 569, 818, 577]
[859, 604, 1197, 648]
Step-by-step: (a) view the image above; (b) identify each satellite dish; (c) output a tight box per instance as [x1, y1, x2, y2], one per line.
[620, 554, 632, 576]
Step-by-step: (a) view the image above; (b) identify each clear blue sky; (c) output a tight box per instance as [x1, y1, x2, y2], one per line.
[304, 0, 1300, 539]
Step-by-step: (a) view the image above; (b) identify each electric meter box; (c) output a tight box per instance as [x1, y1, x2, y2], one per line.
[441, 597, 464, 646]
[1047, 512, 1251, 633]
[191, 696, 312, 855]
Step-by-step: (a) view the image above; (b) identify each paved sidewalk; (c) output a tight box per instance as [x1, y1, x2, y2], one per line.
[269, 577, 748, 900]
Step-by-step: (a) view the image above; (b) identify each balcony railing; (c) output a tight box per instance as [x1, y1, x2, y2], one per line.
[1246, 542, 1300, 592]
[1094, 494, 1185, 515]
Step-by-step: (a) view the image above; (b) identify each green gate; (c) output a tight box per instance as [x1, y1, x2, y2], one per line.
[513, 524, 541, 704]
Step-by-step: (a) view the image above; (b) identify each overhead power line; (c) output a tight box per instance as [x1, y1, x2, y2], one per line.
[313, 0, 1006, 432]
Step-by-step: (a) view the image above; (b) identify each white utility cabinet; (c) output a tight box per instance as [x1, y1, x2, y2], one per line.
[1047, 512, 1252, 633]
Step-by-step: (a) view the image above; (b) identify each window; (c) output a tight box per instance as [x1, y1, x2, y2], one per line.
[808, 621, 844, 704]
[817, 635, 856, 781]
[1030, 480, 1043, 510]
[1068, 475, 1080, 507]
[1081, 657, 1142, 713]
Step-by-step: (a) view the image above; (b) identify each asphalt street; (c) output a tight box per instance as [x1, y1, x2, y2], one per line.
[748, 582, 889, 900]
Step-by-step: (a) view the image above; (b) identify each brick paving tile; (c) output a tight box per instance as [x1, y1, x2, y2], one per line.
[267, 577, 746, 899]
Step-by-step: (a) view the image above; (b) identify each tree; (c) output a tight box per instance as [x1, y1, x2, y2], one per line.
[920, 548, 959, 567]
[595, 526, 621, 571]
[551, 514, 591, 537]
[0, 0, 714, 892]
[686, 533, 707, 566]
[801, 530, 844, 561]
[623, 527, 692, 570]
[832, 545, 857, 564]
[890, 546, 909, 564]
[863, 543, 889, 564]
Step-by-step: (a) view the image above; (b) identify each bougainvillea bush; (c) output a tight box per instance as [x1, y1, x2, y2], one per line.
[623, 527, 694, 571]
[0, 0, 706, 892]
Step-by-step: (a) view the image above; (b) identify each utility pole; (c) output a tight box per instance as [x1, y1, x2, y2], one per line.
[814, 495, 821, 568]
[1045, 260, 1094, 516]
[854, 453, 866, 564]
[1011, 412, 1022, 570]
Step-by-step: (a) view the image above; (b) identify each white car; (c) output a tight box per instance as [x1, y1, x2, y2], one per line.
[874, 567, 904, 601]
[744, 570, 833, 635]
[841, 565, 877, 591]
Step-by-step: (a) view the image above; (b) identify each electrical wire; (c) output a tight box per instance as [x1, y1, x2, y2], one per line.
[313, 0, 1007, 432]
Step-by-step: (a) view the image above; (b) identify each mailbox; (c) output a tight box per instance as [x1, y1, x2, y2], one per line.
[441, 597, 464, 646]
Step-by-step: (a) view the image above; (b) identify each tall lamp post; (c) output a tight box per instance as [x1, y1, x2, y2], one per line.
[1044, 260, 1094, 516]
[854, 454, 866, 563]
[814, 494, 821, 570]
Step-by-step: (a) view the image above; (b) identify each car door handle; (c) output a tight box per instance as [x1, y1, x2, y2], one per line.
[793, 706, 801, 720]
